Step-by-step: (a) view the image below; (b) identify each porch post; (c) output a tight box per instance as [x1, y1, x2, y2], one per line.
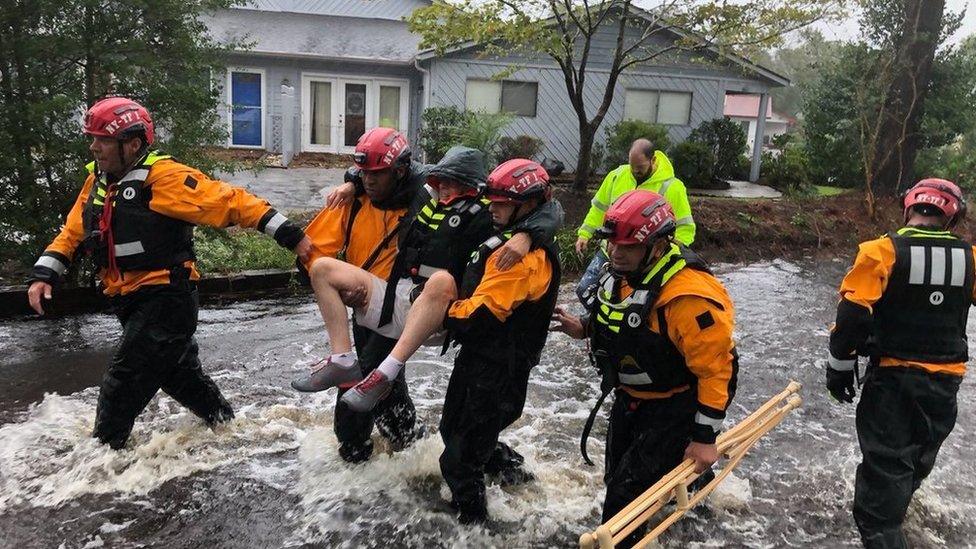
[749, 92, 769, 182]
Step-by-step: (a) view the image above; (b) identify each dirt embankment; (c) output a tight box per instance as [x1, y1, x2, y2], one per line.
[553, 188, 976, 264]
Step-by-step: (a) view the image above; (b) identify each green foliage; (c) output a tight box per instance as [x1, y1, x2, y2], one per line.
[457, 111, 512, 164]
[497, 135, 544, 163]
[554, 228, 586, 274]
[760, 144, 814, 195]
[419, 106, 512, 164]
[194, 226, 295, 274]
[419, 106, 469, 164]
[669, 141, 716, 189]
[687, 118, 748, 180]
[0, 0, 243, 273]
[603, 120, 671, 171]
[916, 135, 976, 191]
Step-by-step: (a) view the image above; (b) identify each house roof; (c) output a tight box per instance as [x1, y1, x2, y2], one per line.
[239, 0, 431, 21]
[724, 94, 793, 123]
[205, 8, 422, 64]
[416, 6, 790, 87]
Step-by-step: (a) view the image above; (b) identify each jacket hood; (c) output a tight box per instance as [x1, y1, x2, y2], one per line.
[648, 150, 676, 184]
[427, 146, 487, 189]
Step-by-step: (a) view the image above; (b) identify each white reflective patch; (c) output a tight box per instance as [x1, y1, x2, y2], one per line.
[423, 184, 437, 199]
[34, 255, 68, 275]
[930, 247, 946, 285]
[951, 248, 966, 287]
[263, 212, 288, 237]
[119, 168, 149, 183]
[909, 246, 926, 285]
[484, 236, 503, 250]
[618, 372, 653, 385]
[114, 241, 145, 257]
[695, 412, 724, 430]
[828, 355, 856, 372]
[658, 177, 676, 196]
[675, 215, 694, 226]
[417, 264, 445, 279]
[630, 289, 649, 304]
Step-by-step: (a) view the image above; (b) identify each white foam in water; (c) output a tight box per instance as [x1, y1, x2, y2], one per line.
[708, 471, 752, 510]
[0, 389, 329, 511]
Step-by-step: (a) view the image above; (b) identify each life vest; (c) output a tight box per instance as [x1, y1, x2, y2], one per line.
[587, 244, 716, 393]
[874, 227, 975, 364]
[378, 188, 490, 326]
[454, 232, 561, 366]
[81, 152, 195, 272]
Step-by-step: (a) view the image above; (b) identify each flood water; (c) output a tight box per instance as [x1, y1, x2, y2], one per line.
[2, 259, 976, 548]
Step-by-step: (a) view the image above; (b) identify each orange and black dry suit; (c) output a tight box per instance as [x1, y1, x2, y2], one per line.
[29, 151, 305, 449]
[583, 244, 738, 530]
[830, 227, 976, 548]
[439, 230, 561, 523]
[301, 163, 427, 463]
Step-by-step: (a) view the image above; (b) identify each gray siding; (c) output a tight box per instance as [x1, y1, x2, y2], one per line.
[426, 58, 762, 168]
[242, 0, 429, 20]
[221, 53, 423, 153]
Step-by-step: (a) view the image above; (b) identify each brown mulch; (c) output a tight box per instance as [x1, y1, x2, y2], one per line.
[554, 189, 976, 264]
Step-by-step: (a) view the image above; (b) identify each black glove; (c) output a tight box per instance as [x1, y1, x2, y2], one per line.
[825, 365, 856, 403]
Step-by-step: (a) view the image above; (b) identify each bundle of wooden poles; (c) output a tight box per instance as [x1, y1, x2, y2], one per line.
[579, 381, 803, 549]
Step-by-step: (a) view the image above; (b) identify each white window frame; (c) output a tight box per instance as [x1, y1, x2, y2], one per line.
[299, 72, 411, 154]
[464, 78, 539, 118]
[623, 88, 693, 126]
[226, 67, 266, 149]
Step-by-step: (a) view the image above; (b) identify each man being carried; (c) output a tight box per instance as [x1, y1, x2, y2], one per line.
[294, 127, 426, 462]
[552, 189, 737, 547]
[291, 145, 562, 411]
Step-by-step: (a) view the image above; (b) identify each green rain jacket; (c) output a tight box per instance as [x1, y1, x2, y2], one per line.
[578, 150, 695, 246]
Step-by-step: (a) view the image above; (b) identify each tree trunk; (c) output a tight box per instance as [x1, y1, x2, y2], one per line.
[573, 124, 596, 192]
[870, 0, 945, 196]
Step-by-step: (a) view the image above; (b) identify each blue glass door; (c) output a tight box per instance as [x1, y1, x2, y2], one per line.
[231, 71, 262, 146]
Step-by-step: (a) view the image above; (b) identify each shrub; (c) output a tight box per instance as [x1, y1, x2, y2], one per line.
[497, 135, 544, 163]
[419, 106, 468, 163]
[457, 111, 512, 164]
[687, 118, 748, 181]
[760, 144, 814, 194]
[602, 119, 671, 171]
[669, 141, 718, 189]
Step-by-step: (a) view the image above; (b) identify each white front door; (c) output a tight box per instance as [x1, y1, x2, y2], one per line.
[301, 74, 410, 153]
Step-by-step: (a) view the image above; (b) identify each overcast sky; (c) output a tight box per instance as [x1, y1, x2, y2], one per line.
[810, 0, 974, 46]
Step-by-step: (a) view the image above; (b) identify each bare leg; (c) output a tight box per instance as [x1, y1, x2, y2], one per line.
[308, 257, 376, 354]
[389, 270, 457, 362]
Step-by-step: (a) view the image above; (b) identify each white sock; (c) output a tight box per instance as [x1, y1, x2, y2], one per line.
[377, 356, 405, 379]
[330, 351, 357, 368]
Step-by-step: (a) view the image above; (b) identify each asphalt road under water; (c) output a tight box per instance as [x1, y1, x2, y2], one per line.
[2, 258, 975, 548]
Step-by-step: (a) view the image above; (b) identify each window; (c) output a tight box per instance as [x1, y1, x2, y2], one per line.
[465, 79, 538, 117]
[623, 89, 693, 126]
[229, 69, 264, 147]
[378, 85, 403, 130]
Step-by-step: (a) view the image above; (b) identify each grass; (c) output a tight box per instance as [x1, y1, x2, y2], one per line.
[194, 226, 296, 275]
[814, 185, 849, 197]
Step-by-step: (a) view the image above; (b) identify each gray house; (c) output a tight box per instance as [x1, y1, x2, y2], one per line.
[206, 1, 787, 179]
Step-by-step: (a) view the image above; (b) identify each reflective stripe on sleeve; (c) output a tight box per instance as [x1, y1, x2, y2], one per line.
[695, 412, 724, 430]
[263, 212, 288, 238]
[618, 372, 653, 385]
[34, 255, 68, 275]
[828, 355, 856, 372]
[675, 215, 694, 226]
[591, 198, 609, 212]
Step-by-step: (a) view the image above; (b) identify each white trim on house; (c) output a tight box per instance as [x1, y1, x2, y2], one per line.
[226, 66, 267, 149]
[299, 71, 410, 153]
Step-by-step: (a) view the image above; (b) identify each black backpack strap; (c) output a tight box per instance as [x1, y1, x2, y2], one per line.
[361, 220, 404, 273]
[336, 198, 363, 262]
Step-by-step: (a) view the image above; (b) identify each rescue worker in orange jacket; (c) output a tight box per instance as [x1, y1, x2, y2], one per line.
[552, 189, 738, 546]
[420, 159, 561, 524]
[295, 127, 427, 463]
[826, 179, 974, 549]
[26, 97, 311, 450]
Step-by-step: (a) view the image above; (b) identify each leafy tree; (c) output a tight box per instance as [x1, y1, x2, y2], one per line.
[754, 29, 843, 119]
[687, 118, 747, 181]
[0, 0, 241, 274]
[602, 119, 670, 171]
[408, 0, 847, 192]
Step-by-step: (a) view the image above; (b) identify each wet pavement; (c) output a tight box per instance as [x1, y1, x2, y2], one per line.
[2, 259, 976, 548]
[216, 167, 346, 212]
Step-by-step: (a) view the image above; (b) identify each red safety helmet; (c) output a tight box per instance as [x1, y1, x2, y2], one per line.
[596, 190, 675, 245]
[903, 178, 966, 227]
[485, 158, 551, 204]
[83, 96, 155, 146]
[353, 127, 410, 171]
